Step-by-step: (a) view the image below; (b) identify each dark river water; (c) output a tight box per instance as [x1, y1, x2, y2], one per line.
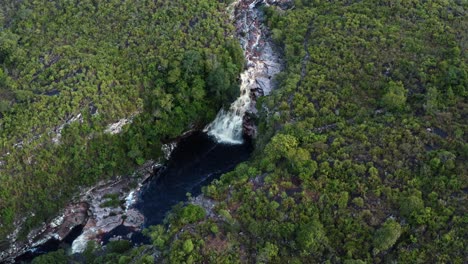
[16, 131, 251, 263]
[103, 131, 251, 243]
[135, 131, 251, 226]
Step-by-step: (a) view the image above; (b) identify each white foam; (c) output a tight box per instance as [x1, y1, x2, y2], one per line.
[71, 231, 90, 254]
[205, 69, 254, 145]
[205, 1, 281, 145]
[125, 191, 136, 210]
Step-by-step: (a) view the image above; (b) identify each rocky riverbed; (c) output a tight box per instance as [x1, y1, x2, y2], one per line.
[69, 160, 160, 254]
[0, 160, 160, 263]
[206, 0, 289, 142]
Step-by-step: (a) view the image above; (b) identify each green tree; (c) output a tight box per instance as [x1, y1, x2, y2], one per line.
[257, 242, 279, 263]
[31, 249, 67, 264]
[400, 194, 424, 218]
[0, 100, 10, 114]
[373, 219, 402, 255]
[296, 219, 328, 255]
[382, 81, 407, 111]
[183, 239, 194, 253]
[425, 86, 439, 114]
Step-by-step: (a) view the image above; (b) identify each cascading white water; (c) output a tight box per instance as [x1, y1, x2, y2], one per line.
[205, 67, 255, 144]
[205, 0, 282, 144]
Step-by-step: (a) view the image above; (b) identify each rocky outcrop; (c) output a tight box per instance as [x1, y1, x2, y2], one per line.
[234, 0, 287, 139]
[0, 161, 160, 263]
[0, 203, 89, 263]
[71, 160, 160, 253]
[243, 112, 257, 138]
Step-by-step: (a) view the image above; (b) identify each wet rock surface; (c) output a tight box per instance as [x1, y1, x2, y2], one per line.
[243, 112, 257, 138]
[0, 203, 89, 263]
[234, 0, 287, 139]
[1, 161, 160, 263]
[70, 160, 159, 254]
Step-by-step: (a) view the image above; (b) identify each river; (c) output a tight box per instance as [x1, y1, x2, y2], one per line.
[13, 0, 286, 262]
[100, 132, 252, 244]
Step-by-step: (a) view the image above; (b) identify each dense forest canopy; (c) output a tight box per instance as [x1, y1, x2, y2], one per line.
[0, 0, 242, 245]
[2, 0, 468, 263]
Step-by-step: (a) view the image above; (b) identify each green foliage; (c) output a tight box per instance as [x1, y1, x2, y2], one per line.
[399, 193, 424, 218]
[265, 133, 299, 162]
[183, 239, 194, 253]
[107, 240, 133, 254]
[373, 219, 402, 255]
[0, 0, 243, 240]
[382, 81, 407, 111]
[296, 219, 328, 255]
[144, 225, 168, 249]
[0, 99, 10, 113]
[31, 249, 67, 264]
[257, 242, 279, 263]
[176, 204, 206, 225]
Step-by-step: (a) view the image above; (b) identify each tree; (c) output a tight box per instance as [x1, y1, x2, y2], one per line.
[296, 219, 328, 255]
[106, 240, 132, 254]
[425, 86, 439, 114]
[0, 31, 20, 64]
[382, 81, 407, 111]
[183, 239, 194, 253]
[31, 249, 67, 264]
[264, 134, 298, 162]
[0, 100, 10, 114]
[257, 242, 279, 263]
[400, 193, 424, 218]
[373, 219, 402, 255]
[207, 66, 236, 105]
[182, 50, 203, 78]
[178, 204, 206, 224]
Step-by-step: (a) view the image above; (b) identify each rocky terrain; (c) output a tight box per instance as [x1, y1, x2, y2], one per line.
[205, 0, 289, 142]
[1, 160, 160, 263]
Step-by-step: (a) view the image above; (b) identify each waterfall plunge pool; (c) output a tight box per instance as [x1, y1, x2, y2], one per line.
[16, 131, 252, 263]
[104, 131, 252, 243]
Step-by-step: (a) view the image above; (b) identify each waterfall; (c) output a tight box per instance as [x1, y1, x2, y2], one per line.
[205, 68, 254, 144]
[205, 0, 282, 145]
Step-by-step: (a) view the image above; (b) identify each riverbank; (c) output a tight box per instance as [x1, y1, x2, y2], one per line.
[1, 160, 160, 263]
